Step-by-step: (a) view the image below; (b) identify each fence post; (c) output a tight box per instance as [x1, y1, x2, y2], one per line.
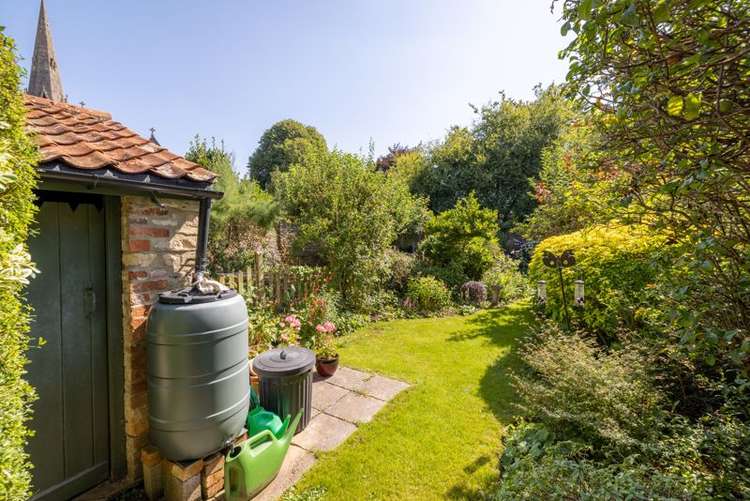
[255, 252, 264, 303]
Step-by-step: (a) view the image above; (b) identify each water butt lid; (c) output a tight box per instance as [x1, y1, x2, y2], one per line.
[253, 347, 315, 377]
[157, 286, 238, 304]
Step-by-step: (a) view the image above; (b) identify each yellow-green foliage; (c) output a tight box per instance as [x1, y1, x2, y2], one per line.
[529, 225, 665, 332]
[0, 29, 40, 500]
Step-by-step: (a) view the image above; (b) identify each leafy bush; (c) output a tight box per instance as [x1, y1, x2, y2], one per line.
[459, 281, 486, 306]
[528, 224, 666, 334]
[482, 255, 530, 305]
[419, 193, 500, 281]
[382, 249, 416, 294]
[412, 259, 468, 292]
[274, 150, 427, 310]
[404, 276, 452, 314]
[186, 136, 281, 273]
[503, 322, 750, 499]
[513, 325, 664, 453]
[0, 29, 39, 500]
[495, 423, 698, 501]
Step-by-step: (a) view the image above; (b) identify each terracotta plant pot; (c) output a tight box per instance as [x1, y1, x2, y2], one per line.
[315, 355, 339, 377]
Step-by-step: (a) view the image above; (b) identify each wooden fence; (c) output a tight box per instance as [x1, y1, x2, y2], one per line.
[216, 253, 327, 307]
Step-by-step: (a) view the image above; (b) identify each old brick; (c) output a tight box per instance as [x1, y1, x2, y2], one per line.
[130, 226, 170, 238]
[129, 239, 151, 252]
[130, 315, 147, 331]
[141, 445, 162, 467]
[128, 270, 149, 281]
[132, 279, 169, 293]
[123, 252, 162, 268]
[125, 403, 149, 436]
[131, 305, 150, 318]
[126, 389, 147, 410]
[168, 459, 204, 481]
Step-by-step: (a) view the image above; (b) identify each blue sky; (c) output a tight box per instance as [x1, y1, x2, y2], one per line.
[2, 1, 570, 172]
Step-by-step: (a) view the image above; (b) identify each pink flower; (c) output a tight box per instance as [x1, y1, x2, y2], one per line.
[322, 321, 336, 333]
[284, 315, 301, 330]
[315, 324, 326, 333]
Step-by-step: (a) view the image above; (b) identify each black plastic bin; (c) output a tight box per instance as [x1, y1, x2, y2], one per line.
[253, 346, 315, 433]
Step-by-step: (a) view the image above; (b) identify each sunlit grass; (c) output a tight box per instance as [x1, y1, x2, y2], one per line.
[291, 302, 532, 500]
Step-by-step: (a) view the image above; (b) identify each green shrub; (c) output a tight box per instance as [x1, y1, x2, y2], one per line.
[495, 423, 699, 500]
[404, 276, 452, 314]
[274, 150, 427, 310]
[482, 255, 530, 305]
[513, 325, 664, 454]
[419, 193, 500, 281]
[413, 259, 468, 292]
[528, 224, 666, 333]
[0, 29, 40, 500]
[382, 248, 416, 294]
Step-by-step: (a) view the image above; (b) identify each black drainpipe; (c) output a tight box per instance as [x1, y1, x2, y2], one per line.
[194, 197, 212, 282]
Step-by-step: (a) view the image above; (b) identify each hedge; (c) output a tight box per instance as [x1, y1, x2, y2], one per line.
[0, 28, 40, 500]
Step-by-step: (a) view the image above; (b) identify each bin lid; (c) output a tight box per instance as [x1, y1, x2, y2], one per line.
[253, 347, 315, 377]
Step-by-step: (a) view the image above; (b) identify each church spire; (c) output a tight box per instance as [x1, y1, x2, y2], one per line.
[28, 0, 65, 102]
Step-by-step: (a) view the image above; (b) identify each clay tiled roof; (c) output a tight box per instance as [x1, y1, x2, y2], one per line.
[24, 94, 216, 183]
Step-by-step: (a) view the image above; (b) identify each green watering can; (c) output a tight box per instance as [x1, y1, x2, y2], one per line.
[225, 410, 303, 501]
[246, 387, 285, 439]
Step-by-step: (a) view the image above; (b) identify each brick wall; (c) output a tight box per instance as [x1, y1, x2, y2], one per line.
[121, 195, 200, 479]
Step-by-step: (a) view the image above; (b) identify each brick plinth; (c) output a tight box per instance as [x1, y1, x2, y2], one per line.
[121, 195, 200, 480]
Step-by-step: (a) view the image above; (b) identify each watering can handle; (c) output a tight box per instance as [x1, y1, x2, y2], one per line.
[246, 429, 277, 456]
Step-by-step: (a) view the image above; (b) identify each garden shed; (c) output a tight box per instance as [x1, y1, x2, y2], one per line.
[22, 4, 219, 498]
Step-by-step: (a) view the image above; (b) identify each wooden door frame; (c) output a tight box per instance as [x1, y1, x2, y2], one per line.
[103, 196, 126, 480]
[35, 186, 127, 481]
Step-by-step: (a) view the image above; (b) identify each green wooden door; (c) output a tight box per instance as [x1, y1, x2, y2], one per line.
[27, 198, 110, 500]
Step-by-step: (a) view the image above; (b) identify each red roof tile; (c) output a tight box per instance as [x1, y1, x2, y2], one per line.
[24, 94, 216, 184]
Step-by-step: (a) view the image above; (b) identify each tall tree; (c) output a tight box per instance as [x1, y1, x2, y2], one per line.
[247, 119, 327, 189]
[415, 86, 576, 228]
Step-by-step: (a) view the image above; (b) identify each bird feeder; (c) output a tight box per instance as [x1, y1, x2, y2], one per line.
[574, 279, 585, 306]
[537, 280, 547, 303]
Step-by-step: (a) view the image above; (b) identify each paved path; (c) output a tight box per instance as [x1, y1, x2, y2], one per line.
[255, 367, 409, 500]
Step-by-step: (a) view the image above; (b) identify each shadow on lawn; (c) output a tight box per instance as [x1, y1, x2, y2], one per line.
[446, 305, 533, 499]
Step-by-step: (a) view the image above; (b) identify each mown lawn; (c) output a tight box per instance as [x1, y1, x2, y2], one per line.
[290, 302, 532, 500]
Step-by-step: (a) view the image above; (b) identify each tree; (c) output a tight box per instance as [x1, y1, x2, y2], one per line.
[419, 193, 501, 282]
[514, 119, 626, 241]
[415, 126, 482, 213]
[415, 86, 576, 228]
[274, 150, 427, 308]
[0, 28, 40, 500]
[186, 136, 279, 272]
[375, 143, 417, 172]
[247, 119, 327, 188]
[558, 0, 750, 372]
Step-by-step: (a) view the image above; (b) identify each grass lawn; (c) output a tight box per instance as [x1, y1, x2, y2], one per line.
[291, 302, 532, 500]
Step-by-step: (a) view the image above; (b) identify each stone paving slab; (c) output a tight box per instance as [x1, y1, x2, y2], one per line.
[254, 367, 409, 500]
[324, 366, 372, 391]
[311, 381, 349, 411]
[292, 413, 357, 452]
[359, 374, 410, 401]
[325, 391, 387, 424]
